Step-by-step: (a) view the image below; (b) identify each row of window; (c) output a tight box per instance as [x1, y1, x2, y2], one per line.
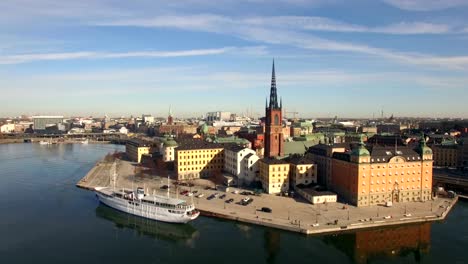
[178, 165, 223, 172]
[363, 185, 430, 193]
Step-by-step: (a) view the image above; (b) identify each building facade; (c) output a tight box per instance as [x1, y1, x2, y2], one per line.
[161, 137, 178, 162]
[32, 116, 64, 131]
[126, 139, 151, 163]
[175, 142, 224, 181]
[206, 111, 231, 122]
[305, 143, 348, 187]
[264, 61, 284, 158]
[432, 144, 460, 167]
[287, 156, 317, 187]
[330, 136, 433, 207]
[224, 145, 259, 185]
[259, 158, 290, 194]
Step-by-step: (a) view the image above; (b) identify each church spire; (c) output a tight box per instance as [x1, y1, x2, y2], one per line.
[269, 59, 279, 109]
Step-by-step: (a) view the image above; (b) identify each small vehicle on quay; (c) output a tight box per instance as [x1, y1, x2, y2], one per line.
[219, 194, 226, 199]
[225, 198, 234, 203]
[261, 207, 272, 213]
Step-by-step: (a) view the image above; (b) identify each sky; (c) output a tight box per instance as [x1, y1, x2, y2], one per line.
[1, 0, 468, 119]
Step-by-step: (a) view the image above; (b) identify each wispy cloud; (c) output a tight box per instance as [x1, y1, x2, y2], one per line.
[98, 14, 468, 70]
[0, 46, 266, 64]
[382, 0, 468, 11]
[243, 16, 453, 34]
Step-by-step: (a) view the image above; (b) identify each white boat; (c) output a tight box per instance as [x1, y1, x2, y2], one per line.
[82, 139, 89, 144]
[39, 141, 51, 145]
[95, 187, 200, 224]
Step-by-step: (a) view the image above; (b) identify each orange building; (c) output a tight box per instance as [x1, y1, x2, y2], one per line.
[331, 136, 433, 207]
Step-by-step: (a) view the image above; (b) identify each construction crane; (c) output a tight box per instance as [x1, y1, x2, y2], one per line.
[284, 110, 299, 120]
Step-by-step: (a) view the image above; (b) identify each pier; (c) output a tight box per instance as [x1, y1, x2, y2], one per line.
[77, 156, 458, 235]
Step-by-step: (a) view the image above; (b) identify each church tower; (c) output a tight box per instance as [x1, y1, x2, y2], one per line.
[264, 60, 284, 158]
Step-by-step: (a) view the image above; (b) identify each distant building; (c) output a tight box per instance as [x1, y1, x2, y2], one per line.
[142, 114, 155, 125]
[175, 141, 224, 180]
[259, 157, 290, 194]
[432, 144, 461, 167]
[32, 116, 64, 131]
[376, 123, 400, 134]
[206, 111, 231, 122]
[0, 123, 15, 133]
[126, 139, 151, 163]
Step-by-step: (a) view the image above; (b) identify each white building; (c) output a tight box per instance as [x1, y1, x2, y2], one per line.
[206, 111, 231, 122]
[160, 137, 178, 162]
[294, 188, 337, 205]
[119, 127, 128, 134]
[142, 115, 155, 125]
[224, 145, 259, 186]
[0, 123, 15, 133]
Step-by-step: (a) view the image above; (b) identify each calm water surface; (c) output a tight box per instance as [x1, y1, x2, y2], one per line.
[1, 144, 467, 264]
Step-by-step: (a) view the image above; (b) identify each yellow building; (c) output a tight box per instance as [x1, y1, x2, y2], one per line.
[175, 141, 224, 181]
[259, 158, 290, 194]
[287, 156, 317, 187]
[126, 139, 151, 163]
[331, 136, 433, 207]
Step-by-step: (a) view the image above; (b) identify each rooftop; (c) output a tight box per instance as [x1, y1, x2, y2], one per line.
[260, 157, 289, 165]
[176, 139, 224, 150]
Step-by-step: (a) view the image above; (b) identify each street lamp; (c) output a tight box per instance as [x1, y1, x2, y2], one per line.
[347, 209, 350, 221]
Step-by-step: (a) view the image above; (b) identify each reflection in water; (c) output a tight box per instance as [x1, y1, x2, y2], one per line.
[324, 223, 431, 263]
[264, 229, 281, 264]
[95, 204, 199, 245]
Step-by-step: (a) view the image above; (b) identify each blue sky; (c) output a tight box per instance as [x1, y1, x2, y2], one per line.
[1, 0, 468, 118]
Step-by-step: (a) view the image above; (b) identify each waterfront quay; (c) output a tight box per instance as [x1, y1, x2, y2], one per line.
[77, 157, 458, 235]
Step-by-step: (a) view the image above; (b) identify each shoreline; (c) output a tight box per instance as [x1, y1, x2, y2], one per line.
[76, 156, 458, 236]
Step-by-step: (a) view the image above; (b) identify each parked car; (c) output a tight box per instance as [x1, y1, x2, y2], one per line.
[261, 207, 272, 213]
[186, 192, 194, 197]
[219, 194, 226, 199]
[240, 191, 253, 195]
[180, 190, 189, 195]
[225, 198, 234, 203]
[207, 194, 215, 200]
[196, 193, 204, 198]
[232, 190, 239, 194]
[213, 193, 219, 198]
[179, 182, 188, 187]
[160, 185, 169, 189]
[192, 190, 198, 194]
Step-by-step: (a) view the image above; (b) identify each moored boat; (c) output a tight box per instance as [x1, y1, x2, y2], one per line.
[95, 186, 200, 224]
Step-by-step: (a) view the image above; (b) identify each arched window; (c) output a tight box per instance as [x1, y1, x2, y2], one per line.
[274, 114, 279, 125]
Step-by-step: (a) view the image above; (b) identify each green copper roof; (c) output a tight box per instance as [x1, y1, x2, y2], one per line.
[163, 137, 178, 147]
[351, 135, 370, 156]
[416, 133, 432, 155]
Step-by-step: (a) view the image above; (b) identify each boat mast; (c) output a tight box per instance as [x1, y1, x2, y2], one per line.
[167, 174, 170, 198]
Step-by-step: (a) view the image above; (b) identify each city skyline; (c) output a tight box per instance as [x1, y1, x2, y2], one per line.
[1, 0, 468, 118]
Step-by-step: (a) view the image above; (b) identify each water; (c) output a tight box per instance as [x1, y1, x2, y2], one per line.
[1, 144, 467, 264]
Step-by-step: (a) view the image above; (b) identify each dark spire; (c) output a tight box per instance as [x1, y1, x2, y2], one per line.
[269, 59, 279, 109]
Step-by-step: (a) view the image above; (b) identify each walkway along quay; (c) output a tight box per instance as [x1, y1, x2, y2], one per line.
[77, 157, 459, 235]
